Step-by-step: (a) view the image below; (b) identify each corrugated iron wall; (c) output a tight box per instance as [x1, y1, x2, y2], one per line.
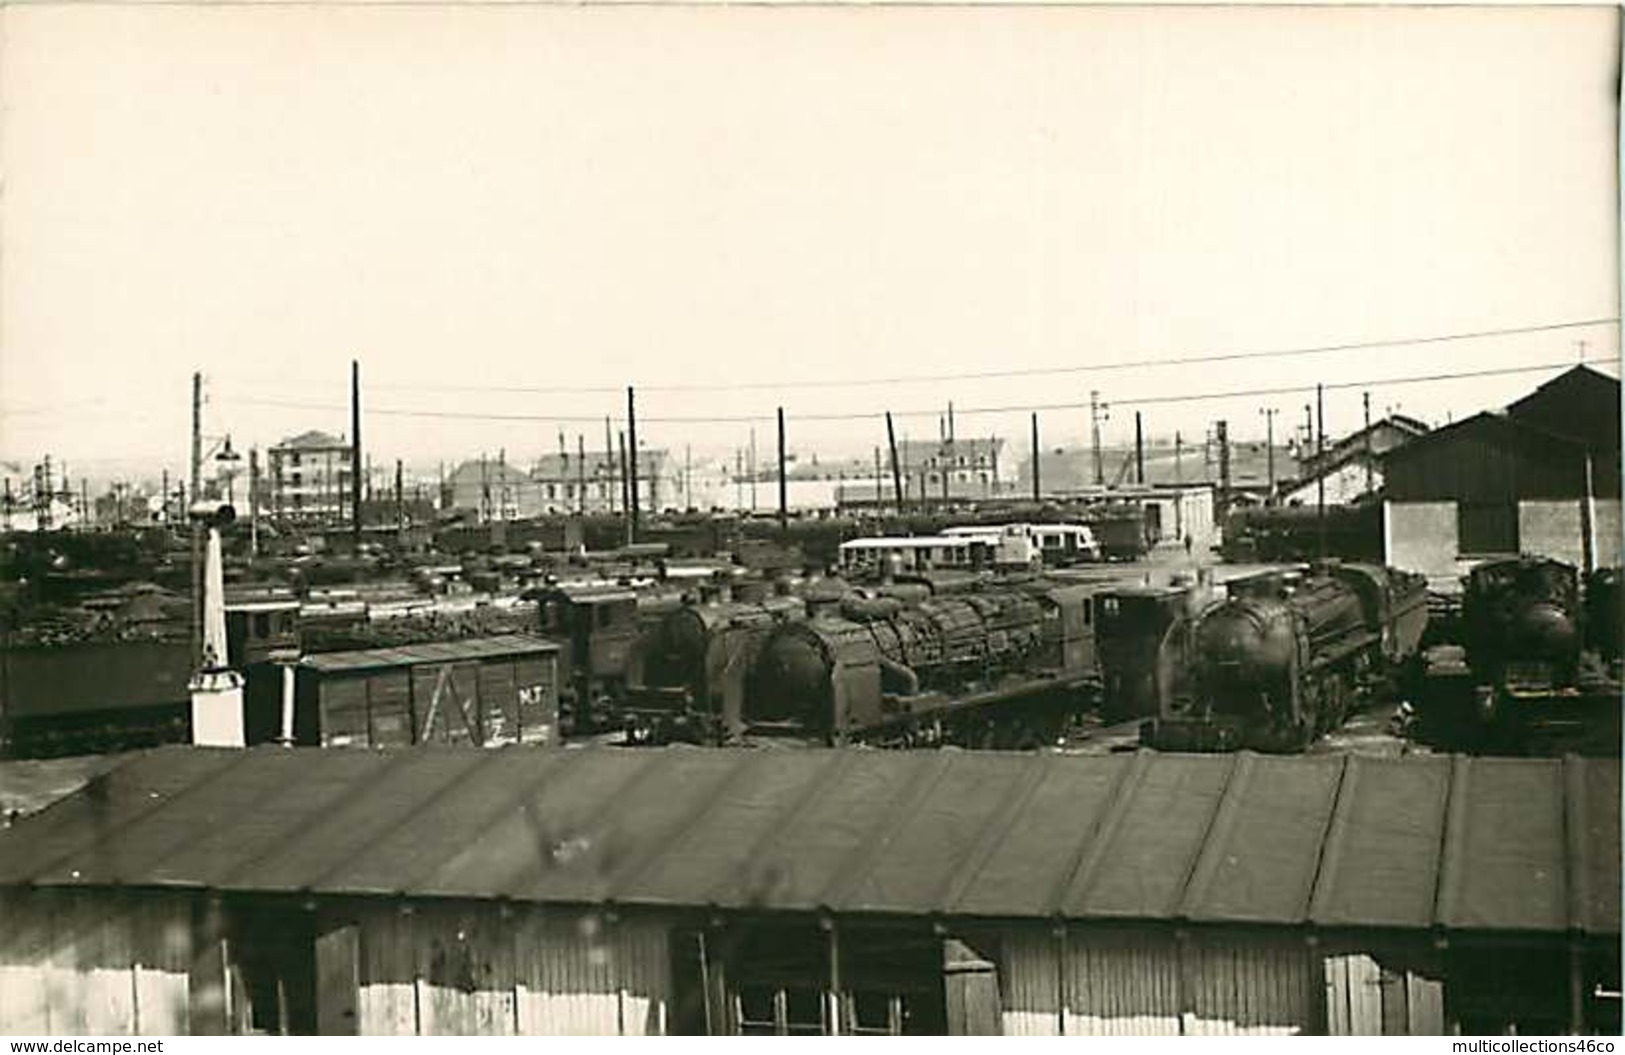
[1184, 932, 1315, 1035]
[1065, 928, 1183, 1035]
[1001, 923, 1364, 1036]
[0, 888, 193, 1035]
[999, 928, 1059, 1035]
[352, 901, 669, 1036]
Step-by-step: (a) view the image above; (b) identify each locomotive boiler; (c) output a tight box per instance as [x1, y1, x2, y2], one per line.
[1143, 562, 1428, 752]
[744, 581, 1100, 747]
[617, 591, 807, 744]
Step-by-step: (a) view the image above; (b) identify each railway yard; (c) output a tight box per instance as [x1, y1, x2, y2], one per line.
[2, 404, 1623, 1038]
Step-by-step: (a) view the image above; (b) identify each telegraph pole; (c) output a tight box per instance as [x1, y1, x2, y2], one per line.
[749, 427, 759, 512]
[604, 416, 616, 515]
[1316, 384, 1327, 559]
[1216, 420, 1231, 521]
[874, 446, 883, 506]
[190, 372, 203, 667]
[1133, 411, 1145, 486]
[618, 431, 630, 543]
[1261, 407, 1278, 503]
[394, 458, 404, 531]
[1089, 390, 1106, 487]
[777, 407, 788, 534]
[735, 450, 744, 510]
[577, 434, 587, 514]
[626, 386, 640, 540]
[1030, 413, 1041, 503]
[351, 360, 362, 541]
[1362, 390, 1374, 495]
[885, 411, 904, 511]
[1174, 431, 1183, 485]
[249, 448, 261, 558]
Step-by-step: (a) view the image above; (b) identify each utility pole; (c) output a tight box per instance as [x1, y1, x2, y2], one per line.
[886, 411, 904, 511]
[618, 431, 630, 543]
[480, 454, 489, 523]
[735, 450, 744, 510]
[1030, 413, 1041, 503]
[577, 434, 587, 515]
[1216, 420, 1231, 521]
[1174, 431, 1183, 485]
[1316, 384, 1327, 559]
[626, 386, 640, 540]
[1362, 390, 1374, 495]
[395, 458, 404, 531]
[249, 448, 261, 558]
[1134, 411, 1145, 486]
[190, 372, 204, 668]
[350, 360, 363, 540]
[684, 444, 692, 512]
[604, 416, 616, 515]
[777, 406, 788, 534]
[749, 427, 758, 512]
[1261, 408, 1278, 503]
[874, 446, 883, 506]
[1090, 390, 1108, 487]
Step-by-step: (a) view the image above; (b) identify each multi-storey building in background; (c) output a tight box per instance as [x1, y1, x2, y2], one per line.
[268, 430, 353, 524]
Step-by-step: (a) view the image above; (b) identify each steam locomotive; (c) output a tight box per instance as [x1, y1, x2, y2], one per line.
[1142, 562, 1429, 752]
[617, 589, 810, 744]
[741, 579, 1102, 747]
[1441, 556, 1622, 753]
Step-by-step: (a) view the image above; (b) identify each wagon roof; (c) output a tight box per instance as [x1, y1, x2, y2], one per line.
[298, 634, 558, 673]
[0, 747, 1614, 938]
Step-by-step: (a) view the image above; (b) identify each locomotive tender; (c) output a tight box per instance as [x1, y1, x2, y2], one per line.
[1143, 562, 1428, 752]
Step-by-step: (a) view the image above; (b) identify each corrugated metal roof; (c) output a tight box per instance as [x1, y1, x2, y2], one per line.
[0, 746, 1615, 936]
[299, 634, 557, 673]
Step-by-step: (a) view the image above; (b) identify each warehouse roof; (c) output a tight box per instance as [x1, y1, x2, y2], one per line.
[0, 747, 1614, 935]
[298, 634, 557, 674]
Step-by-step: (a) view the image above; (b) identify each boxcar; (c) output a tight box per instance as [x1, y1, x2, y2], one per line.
[288, 635, 560, 748]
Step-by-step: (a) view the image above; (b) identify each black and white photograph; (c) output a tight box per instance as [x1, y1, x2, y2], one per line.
[0, 0, 1620, 1039]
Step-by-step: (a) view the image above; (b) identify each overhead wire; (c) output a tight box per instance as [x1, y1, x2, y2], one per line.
[219, 355, 1620, 426]
[209, 316, 1619, 396]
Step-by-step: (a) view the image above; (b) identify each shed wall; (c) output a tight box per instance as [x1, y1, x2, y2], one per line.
[998, 924, 1443, 1036]
[350, 901, 668, 1037]
[0, 888, 193, 1036]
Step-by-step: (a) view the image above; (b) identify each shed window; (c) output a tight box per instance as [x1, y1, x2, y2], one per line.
[1457, 502, 1519, 556]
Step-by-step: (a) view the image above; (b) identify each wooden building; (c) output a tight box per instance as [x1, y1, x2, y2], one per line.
[1383, 366, 1622, 589]
[0, 747, 1616, 1036]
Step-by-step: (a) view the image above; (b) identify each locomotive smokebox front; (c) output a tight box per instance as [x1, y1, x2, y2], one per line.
[1511, 600, 1579, 666]
[753, 626, 831, 724]
[1196, 599, 1297, 708]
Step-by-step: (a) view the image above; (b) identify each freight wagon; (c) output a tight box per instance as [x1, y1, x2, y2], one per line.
[285, 635, 560, 748]
[0, 638, 193, 758]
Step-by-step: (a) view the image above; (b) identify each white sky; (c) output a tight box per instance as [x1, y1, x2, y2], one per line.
[0, 3, 1618, 482]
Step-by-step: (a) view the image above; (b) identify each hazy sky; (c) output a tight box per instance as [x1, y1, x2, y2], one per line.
[0, 3, 1618, 481]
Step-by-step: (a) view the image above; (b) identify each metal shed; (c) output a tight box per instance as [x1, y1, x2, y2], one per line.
[0, 747, 1615, 1036]
[294, 635, 559, 748]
